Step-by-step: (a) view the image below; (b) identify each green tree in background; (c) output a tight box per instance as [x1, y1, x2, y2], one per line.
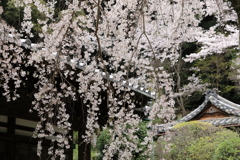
[1, 0, 23, 30]
[193, 48, 240, 102]
[0, 0, 62, 41]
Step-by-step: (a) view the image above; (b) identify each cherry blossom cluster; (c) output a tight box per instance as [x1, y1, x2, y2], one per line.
[0, 23, 24, 101]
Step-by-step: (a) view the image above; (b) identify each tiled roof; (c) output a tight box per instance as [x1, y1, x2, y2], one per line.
[199, 117, 240, 126]
[155, 89, 240, 134]
[0, 29, 155, 99]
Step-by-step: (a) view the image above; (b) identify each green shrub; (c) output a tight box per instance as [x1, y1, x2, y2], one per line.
[172, 121, 219, 138]
[186, 130, 239, 160]
[173, 121, 213, 130]
[132, 122, 151, 160]
[155, 121, 240, 160]
[213, 138, 240, 160]
[169, 121, 219, 160]
[155, 121, 218, 160]
[96, 128, 111, 160]
[186, 136, 215, 160]
[96, 122, 151, 160]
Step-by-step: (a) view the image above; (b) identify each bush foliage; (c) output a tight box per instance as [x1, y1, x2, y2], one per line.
[213, 137, 240, 160]
[155, 121, 240, 160]
[96, 122, 151, 160]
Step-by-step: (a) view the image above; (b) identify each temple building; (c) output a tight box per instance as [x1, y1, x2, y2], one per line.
[156, 89, 240, 134]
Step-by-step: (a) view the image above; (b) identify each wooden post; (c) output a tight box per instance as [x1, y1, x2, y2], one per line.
[68, 130, 73, 160]
[78, 129, 91, 160]
[7, 117, 15, 160]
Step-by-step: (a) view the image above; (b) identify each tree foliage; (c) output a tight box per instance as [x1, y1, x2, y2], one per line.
[193, 49, 239, 101]
[1, 0, 23, 30]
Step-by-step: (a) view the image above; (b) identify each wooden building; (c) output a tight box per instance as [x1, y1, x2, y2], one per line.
[156, 89, 240, 134]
